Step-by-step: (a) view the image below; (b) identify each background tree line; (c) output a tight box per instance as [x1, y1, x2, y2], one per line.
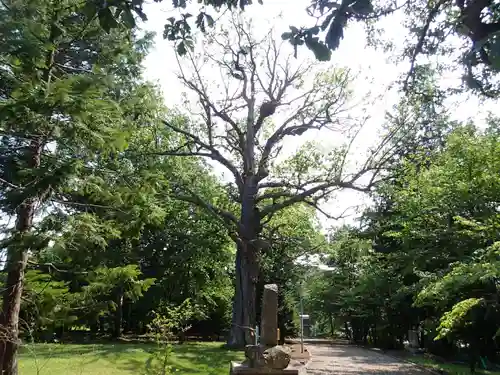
[304, 75, 500, 372]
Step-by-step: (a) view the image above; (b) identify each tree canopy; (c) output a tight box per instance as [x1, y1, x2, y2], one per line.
[89, 0, 500, 96]
[305, 113, 500, 370]
[1, 0, 499, 374]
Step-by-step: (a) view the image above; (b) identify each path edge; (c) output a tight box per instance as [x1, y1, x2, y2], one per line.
[354, 344, 443, 375]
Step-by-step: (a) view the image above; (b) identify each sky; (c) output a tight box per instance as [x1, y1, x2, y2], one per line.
[141, 1, 496, 231]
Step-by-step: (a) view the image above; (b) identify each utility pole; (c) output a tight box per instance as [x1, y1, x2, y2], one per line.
[299, 281, 304, 353]
[300, 296, 304, 353]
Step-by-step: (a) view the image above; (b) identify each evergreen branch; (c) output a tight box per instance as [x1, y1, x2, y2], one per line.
[28, 260, 89, 274]
[50, 198, 127, 214]
[54, 63, 93, 74]
[0, 178, 20, 190]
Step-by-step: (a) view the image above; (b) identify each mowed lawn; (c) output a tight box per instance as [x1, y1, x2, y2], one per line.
[19, 341, 244, 375]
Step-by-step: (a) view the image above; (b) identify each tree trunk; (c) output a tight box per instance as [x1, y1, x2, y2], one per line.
[125, 301, 132, 333]
[99, 316, 106, 334]
[228, 176, 260, 347]
[0, 238, 30, 375]
[0, 139, 41, 375]
[228, 241, 259, 347]
[113, 289, 124, 338]
[329, 314, 334, 337]
[344, 321, 350, 341]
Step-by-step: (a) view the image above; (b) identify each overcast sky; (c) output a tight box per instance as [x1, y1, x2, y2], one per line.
[140, 0, 497, 231]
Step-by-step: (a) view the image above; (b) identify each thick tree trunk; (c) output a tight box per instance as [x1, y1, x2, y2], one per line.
[228, 242, 259, 347]
[0, 237, 30, 375]
[228, 176, 260, 347]
[0, 140, 41, 375]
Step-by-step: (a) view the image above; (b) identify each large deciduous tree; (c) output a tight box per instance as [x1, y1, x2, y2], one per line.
[156, 16, 387, 346]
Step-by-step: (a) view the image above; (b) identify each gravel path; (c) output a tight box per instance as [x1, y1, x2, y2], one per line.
[306, 344, 431, 375]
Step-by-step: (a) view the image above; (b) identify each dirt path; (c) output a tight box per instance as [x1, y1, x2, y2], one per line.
[306, 343, 431, 375]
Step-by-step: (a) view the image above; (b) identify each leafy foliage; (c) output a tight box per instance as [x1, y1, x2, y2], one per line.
[0, 2, 243, 372]
[306, 105, 500, 369]
[88, 0, 500, 95]
[145, 299, 200, 375]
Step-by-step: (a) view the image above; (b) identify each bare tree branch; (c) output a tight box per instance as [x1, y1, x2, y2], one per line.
[403, 0, 448, 91]
[176, 49, 246, 155]
[259, 177, 372, 219]
[172, 185, 241, 236]
[161, 120, 243, 189]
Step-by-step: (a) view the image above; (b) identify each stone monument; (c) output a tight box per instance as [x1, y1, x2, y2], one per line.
[230, 284, 303, 375]
[260, 284, 278, 347]
[407, 329, 422, 353]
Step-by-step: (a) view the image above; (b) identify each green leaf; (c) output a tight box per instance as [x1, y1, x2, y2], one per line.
[135, 8, 148, 21]
[177, 41, 187, 55]
[325, 19, 344, 50]
[173, 0, 187, 8]
[305, 37, 332, 61]
[281, 32, 292, 40]
[309, 26, 320, 35]
[289, 26, 299, 34]
[81, 1, 97, 20]
[487, 34, 500, 71]
[205, 13, 215, 28]
[121, 8, 136, 29]
[98, 8, 119, 34]
[196, 13, 205, 33]
[51, 23, 65, 39]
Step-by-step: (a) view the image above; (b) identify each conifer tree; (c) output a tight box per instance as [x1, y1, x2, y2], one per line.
[0, 1, 154, 373]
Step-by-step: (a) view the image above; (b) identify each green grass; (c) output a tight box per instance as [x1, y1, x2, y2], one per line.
[408, 356, 500, 375]
[19, 341, 244, 375]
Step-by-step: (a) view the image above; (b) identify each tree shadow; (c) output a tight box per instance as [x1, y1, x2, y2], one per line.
[119, 342, 244, 374]
[20, 342, 156, 359]
[20, 342, 244, 375]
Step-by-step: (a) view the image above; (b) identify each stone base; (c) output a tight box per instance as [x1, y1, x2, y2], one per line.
[230, 362, 301, 375]
[407, 347, 425, 354]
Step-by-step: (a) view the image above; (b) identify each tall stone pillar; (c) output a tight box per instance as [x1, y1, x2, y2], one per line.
[260, 283, 278, 347]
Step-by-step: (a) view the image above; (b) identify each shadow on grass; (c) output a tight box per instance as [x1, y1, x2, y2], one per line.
[20, 342, 156, 359]
[119, 343, 244, 375]
[20, 342, 244, 375]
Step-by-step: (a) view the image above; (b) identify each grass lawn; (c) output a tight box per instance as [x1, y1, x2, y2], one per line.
[19, 341, 244, 375]
[408, 356, 500, 375]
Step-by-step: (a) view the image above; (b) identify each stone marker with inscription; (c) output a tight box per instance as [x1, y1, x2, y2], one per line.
[229, 284, 304, 375]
